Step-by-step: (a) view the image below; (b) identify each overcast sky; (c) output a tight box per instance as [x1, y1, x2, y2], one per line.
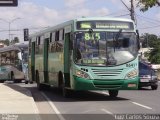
[0, 0, 160, 42]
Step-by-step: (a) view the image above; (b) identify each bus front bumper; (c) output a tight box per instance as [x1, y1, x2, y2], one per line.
[73, 76, 139, 90]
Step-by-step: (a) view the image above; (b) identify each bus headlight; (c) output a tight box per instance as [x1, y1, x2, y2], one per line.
[76, 70, 90, 79]
[125, 70, 138, 79]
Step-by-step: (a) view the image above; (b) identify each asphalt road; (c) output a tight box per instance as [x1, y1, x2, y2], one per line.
[17, 81, 160, 120]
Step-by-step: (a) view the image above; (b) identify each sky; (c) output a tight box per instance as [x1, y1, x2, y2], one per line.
[0, 0, 160, 42]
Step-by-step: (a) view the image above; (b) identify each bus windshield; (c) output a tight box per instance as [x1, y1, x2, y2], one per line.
[75, 31, 138, 66]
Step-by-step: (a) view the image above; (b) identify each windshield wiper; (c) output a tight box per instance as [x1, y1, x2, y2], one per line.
[113, 29, 122, 52]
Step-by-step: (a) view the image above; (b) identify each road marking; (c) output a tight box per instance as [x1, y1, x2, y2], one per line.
[41, 92, 66, 120]
[101, 108, 113, 114]
[132, 102, 152, 110]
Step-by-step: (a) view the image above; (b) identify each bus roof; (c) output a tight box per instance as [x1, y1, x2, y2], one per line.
[75, 17, 134, 22]
[30, 17, 134, 38]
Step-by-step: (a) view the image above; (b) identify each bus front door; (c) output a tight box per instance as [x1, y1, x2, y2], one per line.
[64, 33, 72, 87]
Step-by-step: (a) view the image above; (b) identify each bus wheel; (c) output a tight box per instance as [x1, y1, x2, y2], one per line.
[62, 85, 71, 98]
[108, 90, 118, 98]
[62, 80, 71, 97]
[151, 85, 158, 90]
[0, 80, 5, 83]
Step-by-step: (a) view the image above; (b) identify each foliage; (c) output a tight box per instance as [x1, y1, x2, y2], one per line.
[149, 48, 160, 63]
[137, 0, 160, 11]
[0, 37, 19, 46]
[140, 33, 159, 48]
[144, 51, 149, 58]
[0, 39, 10, 46]
[11, 37, 19, 44]
[140, 33, 160, 64]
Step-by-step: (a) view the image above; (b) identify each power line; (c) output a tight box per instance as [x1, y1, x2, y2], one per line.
[114, 14, 130, 17]
[135, 13, 160, 29]
[136, 15, 160, 25]
[0, 26, 49, 33]
[102, 9, 129, 17]
[138, 24, 160, 29]
[136, 14, 160, 23]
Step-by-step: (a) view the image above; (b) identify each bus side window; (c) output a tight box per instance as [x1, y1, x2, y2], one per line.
[6, 58, 11, 64]
[55, 31, 59, 41]
[50, 32, 55, 52]
[10, 51, 15, 64]
[39, 36, 44, 54]
[55, 30, 63, 52]
[57, 29, 64, 52]
[59, 29, 64, 41]
[1, 53, 6, 65]
[35, 36, 40, 54]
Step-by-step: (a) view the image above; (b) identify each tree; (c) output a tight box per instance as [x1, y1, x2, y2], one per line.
[149, 37, 160, 64]
[149, 48, 160, 64]
[11, 37, 19, 44]
[137, 0, 160, 11]
[0, 39, 10, 46]
[140, 33, 159, 48]
[140, 34, 160, 64]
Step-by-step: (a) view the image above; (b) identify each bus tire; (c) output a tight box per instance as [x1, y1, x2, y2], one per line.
[61, 74, 71, 97]
[151, 85, 158, 90]
[62, 84, 71, 98]
[108, 90, 118, 98]
[0, 80, 5, 83]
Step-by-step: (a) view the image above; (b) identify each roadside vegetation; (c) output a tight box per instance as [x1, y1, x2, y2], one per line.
[140, 34, 160, 64]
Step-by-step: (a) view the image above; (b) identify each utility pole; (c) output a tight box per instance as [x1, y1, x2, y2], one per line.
[130, 0, 135, 22]
[120, 0, 135, 22]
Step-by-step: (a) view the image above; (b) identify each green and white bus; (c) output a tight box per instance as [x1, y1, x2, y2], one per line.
[29, 17, 140, 97]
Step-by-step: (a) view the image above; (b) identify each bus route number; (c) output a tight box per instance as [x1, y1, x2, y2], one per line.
[84, 33, 100, 41]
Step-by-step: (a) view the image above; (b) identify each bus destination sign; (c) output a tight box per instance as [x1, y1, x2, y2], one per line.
[0, 0, 18, 6]
[77, 21, 134, 30]
[96, 22, 130, 29]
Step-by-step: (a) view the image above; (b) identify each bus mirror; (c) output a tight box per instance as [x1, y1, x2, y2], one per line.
[136, 29, 140, 50]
